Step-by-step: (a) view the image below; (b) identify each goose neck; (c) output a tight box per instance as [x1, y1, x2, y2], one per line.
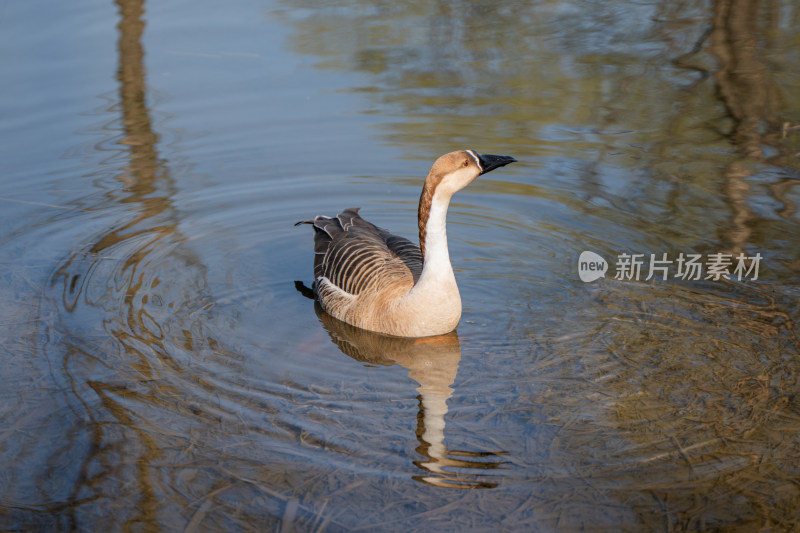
[415, 192, 456, 290]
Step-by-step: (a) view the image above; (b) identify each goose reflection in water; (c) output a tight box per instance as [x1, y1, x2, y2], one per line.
[307, 296, 508, 489]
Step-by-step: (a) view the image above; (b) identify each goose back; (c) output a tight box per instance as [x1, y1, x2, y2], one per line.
[296, 208, 423, 324]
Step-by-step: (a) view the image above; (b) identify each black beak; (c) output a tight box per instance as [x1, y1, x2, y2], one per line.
[476, 153, 517, 175]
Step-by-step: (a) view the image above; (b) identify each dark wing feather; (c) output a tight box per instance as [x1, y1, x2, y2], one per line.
[377, 231, 422, 282]
[298, 207, 422, 297]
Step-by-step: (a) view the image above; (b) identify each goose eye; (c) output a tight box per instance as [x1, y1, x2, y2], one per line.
[463, 159, 469, 167]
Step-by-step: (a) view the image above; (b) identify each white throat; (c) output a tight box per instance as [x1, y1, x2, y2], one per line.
[414, 192, 457, 292]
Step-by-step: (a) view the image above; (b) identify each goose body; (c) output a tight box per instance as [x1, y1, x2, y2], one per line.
[297, 150, 516, 337]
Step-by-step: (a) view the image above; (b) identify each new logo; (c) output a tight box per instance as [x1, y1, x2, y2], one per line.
[578, 251, 608, 283]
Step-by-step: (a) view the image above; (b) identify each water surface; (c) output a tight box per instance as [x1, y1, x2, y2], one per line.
[1, 0, 800, 531]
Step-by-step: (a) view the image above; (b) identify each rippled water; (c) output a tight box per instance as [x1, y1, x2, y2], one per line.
[2, 0, 800, 531]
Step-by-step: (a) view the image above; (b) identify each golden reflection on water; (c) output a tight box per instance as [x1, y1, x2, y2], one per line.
[316, 307, 507, 489]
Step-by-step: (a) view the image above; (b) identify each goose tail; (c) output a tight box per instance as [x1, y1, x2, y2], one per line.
[296, 208, 363, 280]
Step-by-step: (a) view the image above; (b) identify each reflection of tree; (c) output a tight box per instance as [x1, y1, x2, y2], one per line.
[279, 0, 674, 154]
[317, 306, 506, 489]
[280, 0, 799, 264]
[43, 0, 210, 529]
[711, 0, 779, 160]
[710, 0, 782, 255]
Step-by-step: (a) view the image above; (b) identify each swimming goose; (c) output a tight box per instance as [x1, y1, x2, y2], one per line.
[296, 150, 516, 337]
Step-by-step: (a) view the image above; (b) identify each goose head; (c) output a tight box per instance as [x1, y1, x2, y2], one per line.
[417, 150, 516, 260]
[425, 150, 517, 198]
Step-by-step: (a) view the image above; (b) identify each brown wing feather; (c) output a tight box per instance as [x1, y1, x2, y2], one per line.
[297, 208, 422, 299]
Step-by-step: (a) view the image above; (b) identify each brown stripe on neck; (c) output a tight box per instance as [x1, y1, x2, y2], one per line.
[417, 185, 431, 260]
[417, 172, 444, 260]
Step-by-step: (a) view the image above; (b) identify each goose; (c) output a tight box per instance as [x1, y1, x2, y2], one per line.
[296, 150, 516, 337]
